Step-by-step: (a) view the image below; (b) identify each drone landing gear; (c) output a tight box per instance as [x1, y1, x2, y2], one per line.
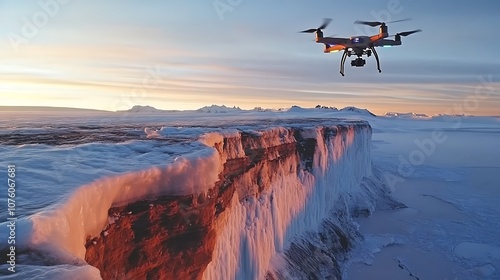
[340, 49, 348, 76]
[370, 45, 382, 73]
[339, 47, 382, 76]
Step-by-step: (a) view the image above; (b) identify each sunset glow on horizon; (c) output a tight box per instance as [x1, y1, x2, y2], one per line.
[1, 0, 499, 116]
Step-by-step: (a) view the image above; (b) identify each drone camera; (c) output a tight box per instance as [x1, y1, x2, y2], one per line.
[351, 58, 366, 67]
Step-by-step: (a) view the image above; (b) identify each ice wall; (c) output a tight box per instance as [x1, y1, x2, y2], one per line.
[2, 121, 378, 279]
[202, 124, 372, 280]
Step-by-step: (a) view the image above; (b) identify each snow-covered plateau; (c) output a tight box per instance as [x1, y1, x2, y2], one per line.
[0, 106, 498, 279]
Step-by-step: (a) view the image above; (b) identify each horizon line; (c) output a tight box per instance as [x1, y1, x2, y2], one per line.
[1, 105, 498, 118]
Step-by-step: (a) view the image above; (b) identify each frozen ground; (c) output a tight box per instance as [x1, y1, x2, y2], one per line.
[346, 116, 500, 280]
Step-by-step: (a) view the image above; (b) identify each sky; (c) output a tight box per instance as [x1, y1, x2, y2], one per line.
[0, 0, 499, 115]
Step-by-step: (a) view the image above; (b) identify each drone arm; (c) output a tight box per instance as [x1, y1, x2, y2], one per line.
[370, 45, 382, 73]
[369, 33, 386, 42]
[324, 44, 346, 53]
[321, 37, 350, 45]
[373, 39, 402, 47]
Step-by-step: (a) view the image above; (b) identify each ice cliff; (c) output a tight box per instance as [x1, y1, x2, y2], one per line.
[83, 121, 402, 279]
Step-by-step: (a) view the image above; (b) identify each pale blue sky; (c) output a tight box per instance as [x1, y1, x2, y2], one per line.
[0, 0, 499, 115]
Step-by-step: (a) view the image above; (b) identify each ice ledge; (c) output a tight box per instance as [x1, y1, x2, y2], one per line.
[83, 121, 380, 279]
[1, 120, 381, 280]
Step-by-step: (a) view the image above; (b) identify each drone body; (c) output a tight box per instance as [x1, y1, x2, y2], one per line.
[301, 19, 421, 76]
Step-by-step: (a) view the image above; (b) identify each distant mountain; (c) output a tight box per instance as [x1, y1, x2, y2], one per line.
[385, 112, 430, 118]
[252, 107, 276, 112]
[118, 104, 378, 117]
[287, 105, 310, 113]
[338, 106, 376, 117]
[286, 105, 376, 117]
[118, 105, 178, 113]
[431, 113, 466, 118]
[196, 105, 242, 113]
[315, 105, 339, 111]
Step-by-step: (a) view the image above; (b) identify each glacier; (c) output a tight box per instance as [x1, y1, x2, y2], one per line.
[83, 121, 401, 279]
[0, 111, 401, 279]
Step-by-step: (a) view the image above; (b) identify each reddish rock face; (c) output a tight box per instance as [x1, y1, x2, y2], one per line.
[84, 124, 367, 279]
[85, 194, 217, 280]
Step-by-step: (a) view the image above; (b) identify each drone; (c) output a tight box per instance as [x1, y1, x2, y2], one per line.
[301, 18, 421, 76]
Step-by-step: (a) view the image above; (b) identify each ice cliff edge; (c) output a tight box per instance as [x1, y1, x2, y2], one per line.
[83, 120, 402, 279]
